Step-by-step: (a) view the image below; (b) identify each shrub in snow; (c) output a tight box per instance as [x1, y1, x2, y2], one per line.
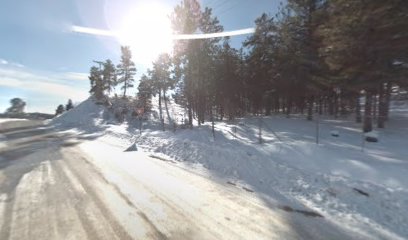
[365, 130, 379, 142]
[330, 130, 340, 137]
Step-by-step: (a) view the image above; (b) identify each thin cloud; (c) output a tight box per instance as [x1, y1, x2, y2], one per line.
[60, 72, 88, 81]
[11, 63, 24, 68]
[0, 65, 88, 100]
[0, 57, 24, 67]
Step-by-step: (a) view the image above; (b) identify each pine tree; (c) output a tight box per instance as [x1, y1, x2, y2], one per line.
[55, 104, 64, 116]
[66, 99, 74, 111]
[320, 0, 408, 131]
[215, 40, 241, 120]
[285, 0, 329, 120]
[195, 7, 224, 124]
[171, 3, 224, 125]
[6, 98, 26, 114]
[117, 46, 136, 98]
[244, 13, 277, 114]
[150, 53, 174, 129]
[137, 74, 153, 112]
[102, 59, 117, 95]
[89, 66, 104, 100]
[171, 0, 201, 127]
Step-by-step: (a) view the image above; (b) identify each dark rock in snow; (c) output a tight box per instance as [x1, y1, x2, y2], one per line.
[365, 131, 379, 142]
[330, 130, 340, 137]
[353, 188, 370, 197]
[125, 143, 138, 152]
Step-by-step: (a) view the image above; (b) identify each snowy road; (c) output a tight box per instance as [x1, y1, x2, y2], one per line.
[0, 121, 360, 239]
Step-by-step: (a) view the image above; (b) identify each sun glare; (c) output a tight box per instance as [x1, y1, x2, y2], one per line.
[116, 4, 173, 64]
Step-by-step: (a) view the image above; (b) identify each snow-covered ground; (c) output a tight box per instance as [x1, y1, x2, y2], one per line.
[0, 118, 28, 149]
[0, 118, 28, 124]
[52, 97, 408, 239]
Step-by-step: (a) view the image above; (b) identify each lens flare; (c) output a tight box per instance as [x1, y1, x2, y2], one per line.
[115, 3, 173, 64]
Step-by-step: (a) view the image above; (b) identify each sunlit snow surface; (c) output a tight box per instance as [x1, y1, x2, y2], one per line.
[52, 97, 408, 239]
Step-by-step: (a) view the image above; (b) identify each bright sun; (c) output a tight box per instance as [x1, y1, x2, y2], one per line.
[116, 3, 173, 64]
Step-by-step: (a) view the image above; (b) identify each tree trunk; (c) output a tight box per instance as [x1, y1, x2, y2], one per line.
[378, 83, 386, 128]
[355, 94, 362, 123]
[307, 96, 313, 121]
[334, 93, 338, 119]
[187, 98, 193, 128]
[123, 79, 127, 97]
[158, 89, 164, 131]
[363, 91, 373, 132]
[340, 92, 347, 116]
[274, 95, 280, 113]
[385, 81, 392, 121]
[211, 107, 215, 140]
[318, 97, 323, 115]
[163, 90, 172, 125]
[328, 95, 334, 116]
[265, 94, 271, 116]
[286, 97, 291, 118]
[300, 97, 305, 115]
[372, 93, 377, 123]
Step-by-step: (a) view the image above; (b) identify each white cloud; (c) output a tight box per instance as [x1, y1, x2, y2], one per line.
[11, 63, 24, 68]
[0, 60, 90, 113]
[0, 57, 24, 67]
[0, 65, 89, 100]
[59, 72, 88, 81]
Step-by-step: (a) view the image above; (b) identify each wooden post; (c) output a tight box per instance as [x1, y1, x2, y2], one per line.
[316, 114, 319, 144]
[211, 106, 215, 140]
[258, 117, 263, 144]
[139, 116, 142, 135]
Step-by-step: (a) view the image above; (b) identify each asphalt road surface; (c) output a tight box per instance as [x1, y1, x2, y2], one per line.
[0, 120, 359, 240]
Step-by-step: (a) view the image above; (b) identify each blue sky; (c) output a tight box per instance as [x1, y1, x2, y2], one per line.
[0, 0, 280, 113]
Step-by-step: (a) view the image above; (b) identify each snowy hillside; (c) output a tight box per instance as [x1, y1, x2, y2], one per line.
[51, 97, 408, 240]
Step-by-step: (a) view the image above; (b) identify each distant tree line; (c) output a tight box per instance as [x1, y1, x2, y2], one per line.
[55, 99, 74, 116]
[88, 0, 408, 132]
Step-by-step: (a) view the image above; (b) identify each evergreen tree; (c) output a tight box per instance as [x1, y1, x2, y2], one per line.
[89, 66, 104, 100]
[6, 98, 26, 114]
[102, 59, 117, 95]
[171, 3, 224, 125]
[193, 7, 224, 124]
[215, 40, 241, 119]
[244, 13, 278, 114]
[150, 53, 174, 128]
[55, 104, 64, 116]
[117, 46, 137, 97]
[137, 74, 153, 112]
[171, 0, 201, 127]
[66, 99, 74, 111]
[320, 0, 408, 131]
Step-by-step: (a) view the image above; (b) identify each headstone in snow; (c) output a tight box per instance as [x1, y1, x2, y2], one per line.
[125, 142, 138, 152]
[365, 131, 379, 142]
[330, 130, 340, 137]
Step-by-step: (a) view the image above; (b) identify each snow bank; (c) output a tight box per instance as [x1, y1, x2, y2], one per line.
[132, 120, 408, 239]
[51, 97, 114, 132]
[51, 96, 408, 239]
